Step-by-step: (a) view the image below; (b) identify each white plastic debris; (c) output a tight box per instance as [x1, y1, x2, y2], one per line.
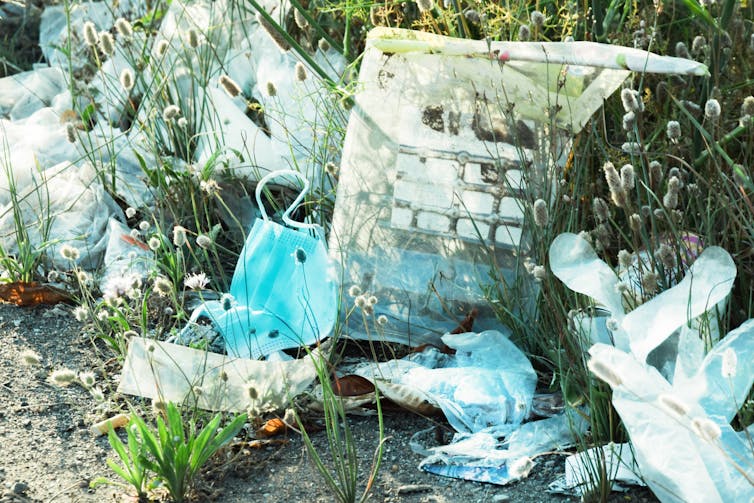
[549, 232, 736, 376]
[0, 68, 68, 120]
[351, 328, 587, 485]
[550, 232, 754, 502]
[549, 442, 645, 495]
[588, 323, 754, 503]
[0, 160, 123, 270]
[118, 337, 322, 413]
[331, 27, 709, 346]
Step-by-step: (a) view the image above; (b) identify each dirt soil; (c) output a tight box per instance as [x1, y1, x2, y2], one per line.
[0, 303, 661, 503]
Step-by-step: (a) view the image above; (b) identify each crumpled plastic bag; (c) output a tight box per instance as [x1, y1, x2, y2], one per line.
[0, 68, 68, 120]
[0, 161, 123, 271]
[330, 27, 708, 347]
[350, 329, 586, 485]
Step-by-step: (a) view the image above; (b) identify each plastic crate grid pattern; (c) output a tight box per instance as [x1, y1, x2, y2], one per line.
[389, 150, 529, 247]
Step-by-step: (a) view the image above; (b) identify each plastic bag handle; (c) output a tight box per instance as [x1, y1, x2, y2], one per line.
[255, 170, 319, 230]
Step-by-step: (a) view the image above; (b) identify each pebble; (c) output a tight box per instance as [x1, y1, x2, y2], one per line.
[491, 494, 510, 502]
[396, 484, 432, 494]
[11, 482, 28, 495]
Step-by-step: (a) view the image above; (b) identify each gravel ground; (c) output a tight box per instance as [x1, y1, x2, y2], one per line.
[0, 303, 661, 502]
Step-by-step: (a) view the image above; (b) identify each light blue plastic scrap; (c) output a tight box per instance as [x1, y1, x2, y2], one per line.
[183, 170, 337, 359]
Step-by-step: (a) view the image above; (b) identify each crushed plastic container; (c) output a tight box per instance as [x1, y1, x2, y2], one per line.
[330, 27, 709, 346]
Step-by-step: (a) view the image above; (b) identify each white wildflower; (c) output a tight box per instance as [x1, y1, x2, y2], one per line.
[184, 272, 209, 290]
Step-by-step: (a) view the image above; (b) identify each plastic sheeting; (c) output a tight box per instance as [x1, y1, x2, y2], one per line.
[118, 336, 322, 413]
[2, 0, 346, 280]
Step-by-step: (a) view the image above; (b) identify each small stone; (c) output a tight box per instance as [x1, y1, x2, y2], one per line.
[397, 484, 432, 494]
[12, 481, 28, 495]
[390, 464, 399, 473]
[491, 494, 510, 502]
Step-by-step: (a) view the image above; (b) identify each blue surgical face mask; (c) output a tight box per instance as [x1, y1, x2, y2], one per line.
[181, 170, 337, 359]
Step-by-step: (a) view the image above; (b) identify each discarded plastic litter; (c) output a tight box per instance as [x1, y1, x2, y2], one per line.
[177, 170, 337, 359]
[549, 232, 736, 378]
[550, 232, 754, 502]
[349, 329, 587, 485]
[118, 337, 323, 413]
[549, 442, 645, 496]
[330, 27, 710, 346]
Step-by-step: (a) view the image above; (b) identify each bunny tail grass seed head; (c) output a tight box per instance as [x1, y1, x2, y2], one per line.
[620, 164, 635, 191]
[622, 111, 636, 131]
[621, 88, 644, 113]
[658, 394, 690, 417]
[154, 39, 169, 57]
[656, 244, 676, 269]
[704, 99, 721, 121]
[219, 74, 242, 98]
[664, 176, 680, 209]
[587, 358, 622, 388]
[148, 236, 161, 250]
[162, 104, 181, 122]
[119, 68, 134, 92]
[172, 225, 187, 246]
[348, 285, 362, 297]
[666, 120, 681, 142]
[618, 249, 632, 269]
[416, 0, 434, 13]
[295, 62, 307, 82]
[257, 12, 290, 51]
[115, 17, 133, 38]
[78, 371, 96, 389]
[318, 38, 330, 52]
[530, 10, 545, 28]
[691, 417, 721, 443]
[65, 122, 76, 143]
[153, 276, 173, 297]
[266, 81, 277, 97]
[60, 244, 80, 261]
[593, 197, 610, 222]
[99, 31, 115, 55]
[532, 199, 548, 227]
[196, 234, 212, 249]
[518, 24, 531, 41]
[50, 368, 77, 386]
[692, 35, 706, 54]
[20, 349, 42, 366]
[187, 29, 199, 48]
[675, 41, 690, 59]
[83, 21, 98, 46]
[604, 162, 627, 207]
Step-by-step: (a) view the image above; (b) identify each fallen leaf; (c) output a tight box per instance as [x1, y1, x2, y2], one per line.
[332, 374, 375, 396]
[0, 282, 73, 306]
[256, 417, 287, 437]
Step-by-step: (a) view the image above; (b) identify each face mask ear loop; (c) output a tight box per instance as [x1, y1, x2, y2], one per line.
[255, 170, 322, 232]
